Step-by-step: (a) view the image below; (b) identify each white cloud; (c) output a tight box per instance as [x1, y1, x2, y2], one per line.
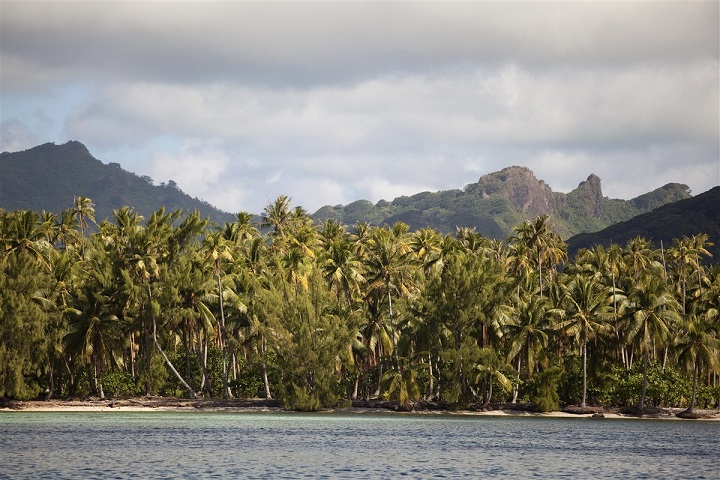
[1, 1, 718, 215]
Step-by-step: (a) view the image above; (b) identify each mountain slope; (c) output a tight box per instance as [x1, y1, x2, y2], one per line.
[0, 141, 234, 225]
[314, 166, 691, 239]
[567, 186, 720, 261]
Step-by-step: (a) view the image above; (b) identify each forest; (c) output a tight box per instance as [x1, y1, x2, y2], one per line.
[1, 195, 718, 413]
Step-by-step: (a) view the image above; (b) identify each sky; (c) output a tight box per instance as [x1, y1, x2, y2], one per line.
[1, 0, 718, 215]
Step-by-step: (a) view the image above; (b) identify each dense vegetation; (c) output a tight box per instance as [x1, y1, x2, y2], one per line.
[314, 166, 691, 239]
[1, 196, 718, 414]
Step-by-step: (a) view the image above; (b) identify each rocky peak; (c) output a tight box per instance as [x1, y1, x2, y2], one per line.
[566, 174, 604, 217]
[467, 166, 556, 217]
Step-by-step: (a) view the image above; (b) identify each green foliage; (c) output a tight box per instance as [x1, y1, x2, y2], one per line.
[283, 383, 321, 412]
[527, 366, 564, 412]
[0, 251, 54, 399]
[100, 370, 140, 398]
[1, 192, 718, 416]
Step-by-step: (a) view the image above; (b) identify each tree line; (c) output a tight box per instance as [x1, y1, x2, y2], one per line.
[1, 195, 718, 412]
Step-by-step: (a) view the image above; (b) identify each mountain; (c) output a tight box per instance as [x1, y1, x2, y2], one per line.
[0, 141, 235, 225]
[313, 166, 691, 239]
[1, 142, 697, 242]
[567, 186, 720, 261]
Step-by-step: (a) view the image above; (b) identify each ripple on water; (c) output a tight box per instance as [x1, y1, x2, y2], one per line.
[0, 412, 718, 479]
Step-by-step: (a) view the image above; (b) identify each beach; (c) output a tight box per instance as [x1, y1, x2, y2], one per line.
[2, 397, 719, 419]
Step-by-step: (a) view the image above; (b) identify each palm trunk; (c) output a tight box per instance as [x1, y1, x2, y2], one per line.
[512, 357, 521, 403]
[638, 349, 648, 411]
[482, 374, 493, 408]
[47, 360, 55, 399]
[352, 372, 359, 400]
[129, 332, 136, 380]
[427, 356, 434, 400]
[217, 270, 231, 398]
[689, 358, 698, 412]
[148, 284, 197, 398]
[261, 335, 272, 399]
[581, 336, 587, 408]
[93, 352, 105, 400]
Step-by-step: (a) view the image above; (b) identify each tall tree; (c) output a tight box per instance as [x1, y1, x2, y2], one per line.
[625, 275, 681, 411]
[557, 274, 615, 408]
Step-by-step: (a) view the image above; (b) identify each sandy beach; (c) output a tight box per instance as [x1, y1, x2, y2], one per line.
[2, 397, 719, 420]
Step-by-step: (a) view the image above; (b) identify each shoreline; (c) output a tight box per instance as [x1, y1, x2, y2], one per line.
[2, 398, 719, 420]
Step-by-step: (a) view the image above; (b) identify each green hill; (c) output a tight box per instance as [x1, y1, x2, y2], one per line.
[567, 186, 720, 261]
[313, 166, 691, 239]
[1, 142, 698, 241]
[0, 141, 235, 225]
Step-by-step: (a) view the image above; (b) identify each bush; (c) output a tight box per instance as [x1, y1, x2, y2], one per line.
[100, 370, 140, 398]
[527, 366, 564, 412]
[283, 383, 321, 412]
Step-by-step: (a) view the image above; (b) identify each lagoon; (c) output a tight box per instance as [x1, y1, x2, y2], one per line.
[1, 411, 717, 479]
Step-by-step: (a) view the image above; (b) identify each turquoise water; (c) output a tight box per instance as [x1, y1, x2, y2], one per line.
[0, 411, 717, 479]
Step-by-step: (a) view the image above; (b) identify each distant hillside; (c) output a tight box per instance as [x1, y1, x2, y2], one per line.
[0, 141, 235, 225]
[313, 166, 691, 239]
[1, 142, 698, 242]
[567, 186, 720, 261]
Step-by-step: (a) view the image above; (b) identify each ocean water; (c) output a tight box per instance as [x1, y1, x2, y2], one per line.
[0, 411, 717, 479]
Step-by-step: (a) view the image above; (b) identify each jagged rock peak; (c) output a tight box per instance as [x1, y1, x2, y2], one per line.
[567, 173, 604, 217]
[466, 165, 555, 216]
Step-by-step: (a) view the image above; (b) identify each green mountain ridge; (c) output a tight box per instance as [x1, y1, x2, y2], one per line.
[0, 142, 698, 244]
[0, 141, 235, 225]
[313, 165, 692, 239]
[566, 186, 720, 261]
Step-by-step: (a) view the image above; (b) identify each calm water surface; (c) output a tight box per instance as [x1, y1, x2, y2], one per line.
[0, 411, 717, 479]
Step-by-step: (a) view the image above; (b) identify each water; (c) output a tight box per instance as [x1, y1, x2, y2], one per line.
[1, 411, 717, 479]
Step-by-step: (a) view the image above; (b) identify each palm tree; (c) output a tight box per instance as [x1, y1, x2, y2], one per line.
[557, 274, 615, 408]
[674, 314, 720, 414]
[1, 210, 53, 270]
[319, 230, 365, 308]
[474, 347, 514, 408]
[382, 355, 424, 410]
[625, 274, 681, 411]
[261, 195, 292, 239]
[202, 231, 237, 398]
[667, 234, 713, 315]
[510, 215, 566, 297]
[63, 249, 123, 400]
[71, 196, 95, 260]
[505, 295, 553, 384]
[363, 225, 417, 363]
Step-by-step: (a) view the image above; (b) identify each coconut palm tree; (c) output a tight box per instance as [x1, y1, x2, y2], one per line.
[510, 215, 566, 297]
[557, 274, 615, 408]
[674, 314, 720, 413]
[625, 274, 681, 411]
[202, 231, 236, 398]
[71, 196, 95, 260]
[474, 347, 514, 408]
[505, 294, 553, 384]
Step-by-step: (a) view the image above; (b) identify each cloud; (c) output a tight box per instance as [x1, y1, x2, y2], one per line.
[2, 1, 717, 89]
[1, 1, 718, 215]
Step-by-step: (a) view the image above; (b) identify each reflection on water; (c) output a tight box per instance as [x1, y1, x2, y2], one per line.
[1, 411, 718, 479]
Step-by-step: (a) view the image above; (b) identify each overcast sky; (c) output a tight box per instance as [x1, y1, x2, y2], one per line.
[1, 0, 718, 215]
